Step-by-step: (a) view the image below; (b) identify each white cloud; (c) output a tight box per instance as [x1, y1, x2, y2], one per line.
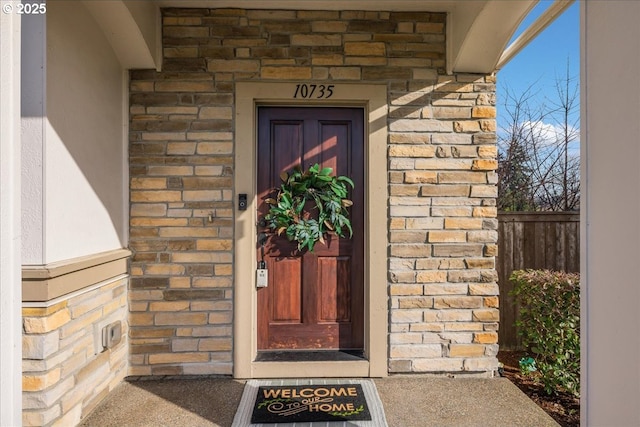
[521, 120, 579, 147]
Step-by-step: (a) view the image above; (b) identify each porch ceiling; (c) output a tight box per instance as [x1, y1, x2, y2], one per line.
[90, 0, 539, 74]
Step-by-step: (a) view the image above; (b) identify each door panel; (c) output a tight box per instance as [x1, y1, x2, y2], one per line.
[257, 107, 364, 351]
[318, 256, 352, 323]
[270, 258, 302, 323]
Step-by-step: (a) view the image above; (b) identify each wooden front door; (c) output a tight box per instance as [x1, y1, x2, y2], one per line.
[256, 107, 364, 351]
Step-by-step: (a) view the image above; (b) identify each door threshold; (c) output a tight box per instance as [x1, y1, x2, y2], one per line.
[255, 350, 365, 363]
[249, 358, 370, 378]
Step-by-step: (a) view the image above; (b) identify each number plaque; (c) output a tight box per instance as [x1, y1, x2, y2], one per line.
[293, 84, 335, 99]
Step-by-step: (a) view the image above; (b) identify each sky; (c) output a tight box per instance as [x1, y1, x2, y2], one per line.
[496, 1, 580, 137]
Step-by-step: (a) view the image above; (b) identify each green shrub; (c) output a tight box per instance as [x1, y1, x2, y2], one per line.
[511, 269, 580, 397]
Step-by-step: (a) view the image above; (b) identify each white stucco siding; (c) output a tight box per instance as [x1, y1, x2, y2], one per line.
[21, 12, 46, 265]
[582, 1, 640, 424]
[44, 1, 127, 263]
[1, 7, 22, 426]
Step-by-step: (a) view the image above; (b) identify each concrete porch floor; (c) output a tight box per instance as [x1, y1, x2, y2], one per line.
[79, 376, 559, 427]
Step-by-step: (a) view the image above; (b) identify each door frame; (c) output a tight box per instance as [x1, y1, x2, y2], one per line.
[234, 82, 388, 378]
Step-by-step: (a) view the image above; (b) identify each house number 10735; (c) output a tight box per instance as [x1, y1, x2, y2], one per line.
[293, 84, 335, 99]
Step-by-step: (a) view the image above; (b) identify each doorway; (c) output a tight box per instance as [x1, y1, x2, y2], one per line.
[233, 82, 388, 378]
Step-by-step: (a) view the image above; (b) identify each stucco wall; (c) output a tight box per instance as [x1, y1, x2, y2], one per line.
[0, 8, 23, 427]
[582, 1, 640, 424]
[22, 1, 127, 265]
[21, 11, 46, 265]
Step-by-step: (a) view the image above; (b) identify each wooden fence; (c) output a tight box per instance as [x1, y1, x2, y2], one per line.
[497, 212, 580, 350]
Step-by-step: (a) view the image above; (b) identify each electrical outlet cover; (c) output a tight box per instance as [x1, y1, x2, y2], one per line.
[102, 321, 122, 349]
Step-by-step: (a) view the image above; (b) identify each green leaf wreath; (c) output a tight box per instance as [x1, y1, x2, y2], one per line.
[264, 163, 354, 252]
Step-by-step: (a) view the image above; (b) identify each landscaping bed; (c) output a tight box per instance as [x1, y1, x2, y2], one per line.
[498, 351, 580, 427]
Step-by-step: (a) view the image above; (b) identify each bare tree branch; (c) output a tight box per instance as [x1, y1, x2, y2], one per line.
[498, 61, 580, 211]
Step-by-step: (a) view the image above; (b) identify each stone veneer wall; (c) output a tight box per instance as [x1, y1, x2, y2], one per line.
[22, 278, 128, 426]
[129, 8, 498, 376]
[387, 80, 499, 374]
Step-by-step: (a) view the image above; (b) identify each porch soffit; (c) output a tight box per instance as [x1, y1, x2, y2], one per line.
[81, 0, 161, 70]
[82, 0, 543, 74]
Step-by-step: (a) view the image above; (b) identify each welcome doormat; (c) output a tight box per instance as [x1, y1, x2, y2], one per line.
[251, 384, 371, 423]
[232, 379, 388, 426]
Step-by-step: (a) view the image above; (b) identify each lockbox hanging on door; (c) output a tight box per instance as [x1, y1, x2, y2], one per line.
[256, 260, 268, 288]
